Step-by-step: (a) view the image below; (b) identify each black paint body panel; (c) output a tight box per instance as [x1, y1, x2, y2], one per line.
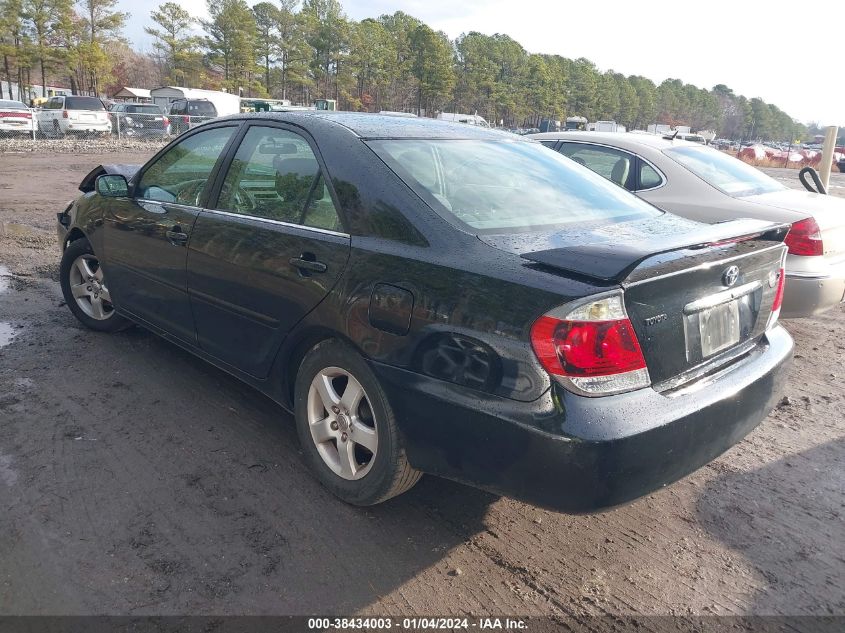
[56, 112, 794, 512]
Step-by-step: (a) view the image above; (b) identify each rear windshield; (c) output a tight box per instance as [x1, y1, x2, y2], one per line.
[187, 101, 216, 115]
[65, 97, 105, 111]
[125, 105, 162, 114]
[369, 139, 661, 233]
[0, 100, 27, 109]
[666, 145, 785, 197]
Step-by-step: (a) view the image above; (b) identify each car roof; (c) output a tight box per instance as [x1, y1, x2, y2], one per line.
[215, 111, 521, 140]
[528, 131, 703, 151]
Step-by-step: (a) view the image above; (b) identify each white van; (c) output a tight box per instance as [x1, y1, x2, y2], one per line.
[437, 112, 490, 127]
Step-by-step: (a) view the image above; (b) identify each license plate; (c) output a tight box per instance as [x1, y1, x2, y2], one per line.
[699, 299, 740, 358]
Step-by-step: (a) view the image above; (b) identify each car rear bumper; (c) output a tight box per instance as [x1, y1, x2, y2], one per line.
[371, 325, 793, 513]
[0, 122, 35, 132]
[66, 122, 111, 132]
[782, 270, 845, 318]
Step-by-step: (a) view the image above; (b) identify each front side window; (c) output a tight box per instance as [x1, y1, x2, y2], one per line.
[217, 126, 342, 231]
[558, 142, 635, 189]
[666, 145, 785, 197]
[369, 139, 660, 233]
[137, 126, 235, 205]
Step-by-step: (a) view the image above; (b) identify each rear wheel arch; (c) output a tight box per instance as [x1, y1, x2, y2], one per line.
[281, 328, 369, 408]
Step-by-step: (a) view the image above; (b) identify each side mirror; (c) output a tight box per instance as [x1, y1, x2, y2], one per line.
[96, 174, 129, 198]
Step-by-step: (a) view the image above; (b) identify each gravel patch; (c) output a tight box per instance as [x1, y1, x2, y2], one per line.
[0, 137, 169, 154]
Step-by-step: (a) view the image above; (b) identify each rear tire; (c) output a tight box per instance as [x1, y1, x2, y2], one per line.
[60, 237, 130, 332]
[294, 339, 421, 505]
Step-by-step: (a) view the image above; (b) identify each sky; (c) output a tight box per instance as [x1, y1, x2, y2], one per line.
[117, 0, 845, 126]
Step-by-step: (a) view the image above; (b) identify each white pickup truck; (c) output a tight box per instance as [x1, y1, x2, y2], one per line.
[37, 95, 111, 137]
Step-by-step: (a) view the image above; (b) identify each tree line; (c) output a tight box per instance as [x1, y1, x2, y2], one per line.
[0, 0, 815, 141]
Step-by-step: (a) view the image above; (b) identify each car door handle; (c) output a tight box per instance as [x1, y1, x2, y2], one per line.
[289, 256, 327, 273]
[166, 227, 189, 245]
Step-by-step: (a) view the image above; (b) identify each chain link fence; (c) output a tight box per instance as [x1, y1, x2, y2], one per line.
[0, 103, 212, 147]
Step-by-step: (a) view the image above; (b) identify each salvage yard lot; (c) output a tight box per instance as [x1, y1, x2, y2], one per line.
[0, 148, 843, 618]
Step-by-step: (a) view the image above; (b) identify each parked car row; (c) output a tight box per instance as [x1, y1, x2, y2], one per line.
[0, 96, 221, 138]
[57, 112, 803, 514]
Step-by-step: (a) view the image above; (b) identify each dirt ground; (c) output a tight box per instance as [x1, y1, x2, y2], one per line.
[0, 150, 843, 621]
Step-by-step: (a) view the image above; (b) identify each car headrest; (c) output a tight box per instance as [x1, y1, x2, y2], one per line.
[610, 158, 629, 185]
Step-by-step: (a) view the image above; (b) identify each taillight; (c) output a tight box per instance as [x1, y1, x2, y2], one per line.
[767, 267, 786, 328]
[784, 218, 823, 256]
[0, 110, 31, 118]
[62, 109, 68, 119]
[163, 116, 169, 126]
[183, 115, 189, 123]
[530, 292, 650, 396]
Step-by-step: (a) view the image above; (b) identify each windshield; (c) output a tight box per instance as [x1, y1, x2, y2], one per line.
[666, 145, 785, 197]
[65, 97, 105, 111]
[0, 100, 27, 109]
[369, 139, 661, 233]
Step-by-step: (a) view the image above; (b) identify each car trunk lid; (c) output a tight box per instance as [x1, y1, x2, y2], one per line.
[482, 214, 788, 390]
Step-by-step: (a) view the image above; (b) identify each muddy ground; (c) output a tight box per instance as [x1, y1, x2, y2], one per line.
[0, 150, 843, 621]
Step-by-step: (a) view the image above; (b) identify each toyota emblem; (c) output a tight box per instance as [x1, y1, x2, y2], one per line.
[722, 265, 740, 287]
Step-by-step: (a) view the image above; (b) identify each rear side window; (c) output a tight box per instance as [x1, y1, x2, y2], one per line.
[187, 101, 216, 116]
[64, 97, 105, 111]
[369, 139, 660, 233]
[639, 163, 663, 190]
[558, 142, 635, 189]
[217, 126, 342, 231]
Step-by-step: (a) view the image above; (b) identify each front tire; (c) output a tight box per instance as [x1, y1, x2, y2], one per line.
[294, 339, 421, 505]
[60, 238, 130, 332]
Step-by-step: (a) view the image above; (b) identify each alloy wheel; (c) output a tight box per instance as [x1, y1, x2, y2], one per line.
[306, 367, 378, 480]
[68, 254, 115, 320]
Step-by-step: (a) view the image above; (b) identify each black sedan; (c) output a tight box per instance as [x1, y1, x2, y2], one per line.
[57, 113, 793, 512]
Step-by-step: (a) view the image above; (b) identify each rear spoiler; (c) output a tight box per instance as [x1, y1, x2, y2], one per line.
[79, 164, 141, 193]
[520, 219, 789, 284]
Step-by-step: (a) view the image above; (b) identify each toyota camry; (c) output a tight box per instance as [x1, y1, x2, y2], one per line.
[56, 113, 792, 512]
